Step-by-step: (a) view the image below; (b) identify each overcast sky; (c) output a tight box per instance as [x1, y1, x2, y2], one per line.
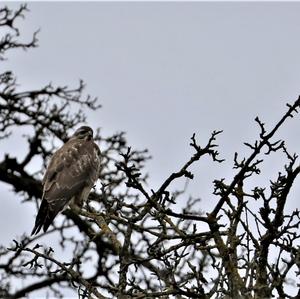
[1, 2, 300, 296]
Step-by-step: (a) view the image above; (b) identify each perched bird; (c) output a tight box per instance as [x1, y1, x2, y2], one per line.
[31, 126, 101, 235]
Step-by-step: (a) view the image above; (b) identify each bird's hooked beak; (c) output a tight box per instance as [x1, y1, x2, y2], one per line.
[88, 131, 93, 140]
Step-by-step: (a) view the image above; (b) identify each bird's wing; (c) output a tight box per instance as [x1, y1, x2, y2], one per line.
[32, 139, 101, 235]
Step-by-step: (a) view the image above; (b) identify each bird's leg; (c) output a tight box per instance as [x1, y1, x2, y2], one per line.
[69, 194, 84, 211]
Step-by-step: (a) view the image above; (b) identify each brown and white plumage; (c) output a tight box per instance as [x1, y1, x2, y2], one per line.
[31, 126, 101, 235]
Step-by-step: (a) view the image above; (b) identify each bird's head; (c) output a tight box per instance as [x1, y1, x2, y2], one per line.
[72, 126, 94, 141]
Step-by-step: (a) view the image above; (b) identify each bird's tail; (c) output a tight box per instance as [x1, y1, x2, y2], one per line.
[31, 199, 59, 235]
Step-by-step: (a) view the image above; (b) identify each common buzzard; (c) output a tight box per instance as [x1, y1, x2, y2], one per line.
[31, 126, 101, 235]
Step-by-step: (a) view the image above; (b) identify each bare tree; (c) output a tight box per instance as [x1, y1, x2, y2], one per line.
[0, 5, 300, 299]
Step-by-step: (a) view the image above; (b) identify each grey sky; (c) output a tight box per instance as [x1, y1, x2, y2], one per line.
[1, 2, 300, 296]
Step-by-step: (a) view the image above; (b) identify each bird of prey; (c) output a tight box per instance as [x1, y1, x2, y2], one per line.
[31, 126, 101, 235]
